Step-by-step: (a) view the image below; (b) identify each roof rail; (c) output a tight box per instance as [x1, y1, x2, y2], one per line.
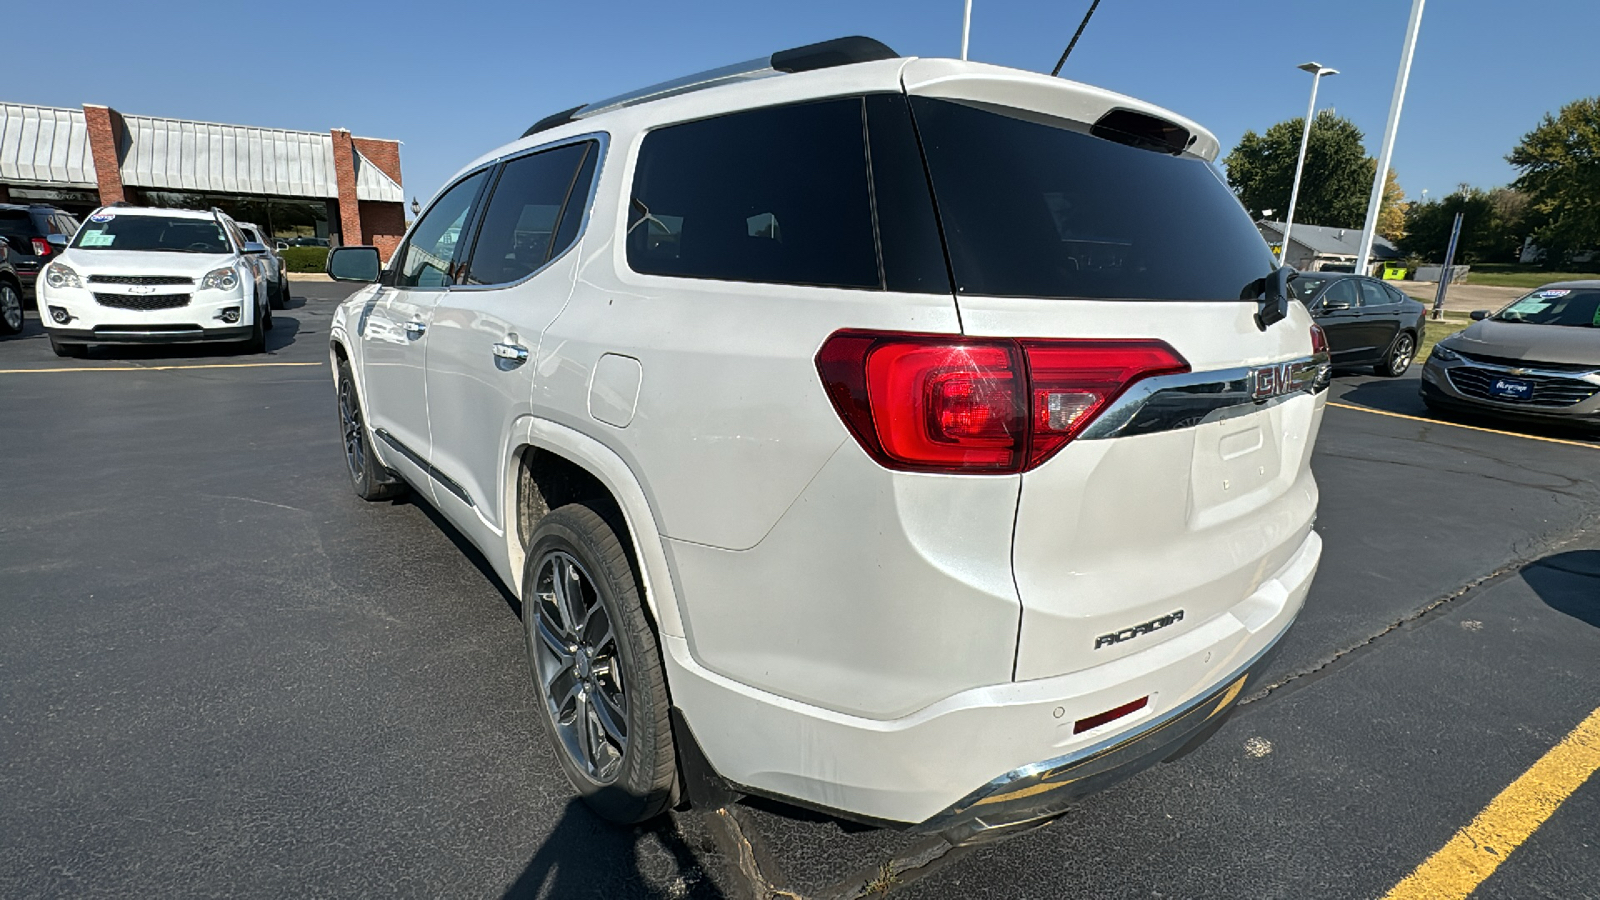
[520, 35, 897, 137]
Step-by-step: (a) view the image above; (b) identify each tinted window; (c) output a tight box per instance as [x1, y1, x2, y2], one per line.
[910, 97, 1275, 301]
[0, 210, 33, 238]
[1359, 280, 1392, 307]
[865, 94, 949, 293]
[1383, 284, 1409, 305]
[1291, 274, 1331, 302]
[1322, 279, 1360, 308]
[397, 169, 489, 288]
[463, 141, 594, 287]
[628, 98, 879, 289]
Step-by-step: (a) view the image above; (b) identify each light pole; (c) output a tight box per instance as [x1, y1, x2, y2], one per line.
[1278, 62, 1338, 268]
[961, 0, 973, 60]
[1355, 0, 1426, 275]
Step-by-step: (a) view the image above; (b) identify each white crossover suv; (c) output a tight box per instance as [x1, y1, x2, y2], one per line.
[38, 205, 272, 358]
[327, 37, 1330, 843]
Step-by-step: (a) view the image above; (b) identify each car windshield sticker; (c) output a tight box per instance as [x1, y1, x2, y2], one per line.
[1535, 289, 1570, 299]
[80, 230, 115, 247]
[1505, 297, 1551, 316]
[88, 212, 115, 223]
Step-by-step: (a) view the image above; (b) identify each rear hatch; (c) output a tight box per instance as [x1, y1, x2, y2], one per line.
[903, 61, 1326, 680]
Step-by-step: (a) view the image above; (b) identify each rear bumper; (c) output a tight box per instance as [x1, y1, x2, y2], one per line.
[48, 324, 253, 344]
[913, 633, 1283, 845]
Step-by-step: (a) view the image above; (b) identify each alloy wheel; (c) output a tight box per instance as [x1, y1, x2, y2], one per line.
[1391, 334, 1415, 373]
[338, 376, 365, 482]
[531, 550, 628, 782]
[0, 285, 20, 332]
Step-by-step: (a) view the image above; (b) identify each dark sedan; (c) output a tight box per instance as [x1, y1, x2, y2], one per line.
[1421, 282, 1600, 432]
[1292, 273, 1428, 376]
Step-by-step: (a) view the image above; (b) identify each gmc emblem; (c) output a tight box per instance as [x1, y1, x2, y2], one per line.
[1095, 610, 1185, 649]
[1252, 361, 1312, 401]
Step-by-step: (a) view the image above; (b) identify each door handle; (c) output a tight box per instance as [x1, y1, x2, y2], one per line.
[403, 320, 427, 337]
[492, 341, 530, 364]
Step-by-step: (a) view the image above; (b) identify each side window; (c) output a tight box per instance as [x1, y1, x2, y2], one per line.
[1383, 284, 1409, 305]
[397, 169, 490, 288]
[461, 141, 595, 287]
[1323, 278, 1360, 309]
[1360, 280, 1392, 307]
[627, 97, 880, 289]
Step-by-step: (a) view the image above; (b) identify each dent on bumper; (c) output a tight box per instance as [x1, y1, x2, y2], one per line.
[913, 634, 1284, 846]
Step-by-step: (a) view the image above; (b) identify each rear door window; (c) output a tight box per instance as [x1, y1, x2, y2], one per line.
[1360, 280, 1393, 307]
[461, 141, 595, 287]
[908, 97, 1275, 301]
[627, 98, 880, 289]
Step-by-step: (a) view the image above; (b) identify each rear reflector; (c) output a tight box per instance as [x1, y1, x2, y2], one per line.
[1073, 696, 1150, 735]
[817, 331, 1189, 474]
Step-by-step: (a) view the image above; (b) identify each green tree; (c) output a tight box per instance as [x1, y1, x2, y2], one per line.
[1508, 96, 1600, 263]
[1224, 112, 1376, 228]
[1397, 186, 1526, 264]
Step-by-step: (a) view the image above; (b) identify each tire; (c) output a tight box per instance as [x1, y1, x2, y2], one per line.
[267, 278, 285, 310]
[0, 281, 22, 335]
[239, 306, 267, 353]
[1376, 331, 1416, 377]
[336, 358, 406, 501]
[524, 504, 676, 824]
[263, 297, 275, 332]
[50, 336, 88, 358]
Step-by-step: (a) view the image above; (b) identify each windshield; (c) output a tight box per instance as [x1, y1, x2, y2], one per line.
[909, 97, 1275, 301]
[1494, 289, 1600, 328]
[72, 215, 232, 253]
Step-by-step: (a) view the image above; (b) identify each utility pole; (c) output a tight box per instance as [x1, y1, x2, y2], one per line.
[1356, 0, 1426, 275]
[1431, 211, 1463, 321]
[961, 0, 973, 60]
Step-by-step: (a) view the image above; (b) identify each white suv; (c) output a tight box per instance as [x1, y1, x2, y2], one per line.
[326, 37, 1330, 843]
[38, 205, 272, 358]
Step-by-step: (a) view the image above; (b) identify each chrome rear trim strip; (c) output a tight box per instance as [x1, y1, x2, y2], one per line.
[1080, 354, 1330, 441]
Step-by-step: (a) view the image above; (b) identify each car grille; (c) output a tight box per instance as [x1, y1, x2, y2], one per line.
[1447, 366, 1600, 408]
[88, 274, 196, 286]
[93, 292, 192, 311]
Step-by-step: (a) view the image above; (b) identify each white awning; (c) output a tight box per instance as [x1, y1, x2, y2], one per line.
[119, 114, 339, 198]
[0, 104, 97, 189]
[354, 148, 403, 202]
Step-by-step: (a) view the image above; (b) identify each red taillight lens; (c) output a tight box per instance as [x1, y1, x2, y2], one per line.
[817, 331, 1189, 474]
[1309, 322, 1329, 356]
[31, 237, 52, 256]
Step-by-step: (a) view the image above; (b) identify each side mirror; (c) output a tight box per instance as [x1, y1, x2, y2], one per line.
[47, 233, 69, 246]
[1470, 309, 1490, 321]
[1321, 299, 1351, 312]
[1254, 265, 1291, 332]
[327, 245, 382, 283]
[243, 241, 268, 255]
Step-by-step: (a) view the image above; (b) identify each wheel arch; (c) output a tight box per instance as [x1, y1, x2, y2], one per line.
[505, 418, 684, 640]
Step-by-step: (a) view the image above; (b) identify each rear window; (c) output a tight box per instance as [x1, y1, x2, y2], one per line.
[909, 97, 1275, 301]
[0, 210, 34, 237]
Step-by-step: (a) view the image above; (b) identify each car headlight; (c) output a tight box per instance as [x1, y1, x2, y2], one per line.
[200, 266, 240, 291]
[44, 262, 81, 289]
[1430, 344, 1461, 363]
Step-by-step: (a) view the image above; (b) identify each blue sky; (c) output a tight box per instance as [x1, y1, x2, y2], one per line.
[25, 1, 1598, 211]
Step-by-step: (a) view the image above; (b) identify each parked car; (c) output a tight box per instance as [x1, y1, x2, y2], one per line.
[0, 241, 24, 335]
[325, 37, 1330, 844]
[36, 205, 272, 357]
[1421, 282, 1600, 431]
[1291, 272, 1428, 376]
[235, 222, 290, 309]
[0, 203, 81, 307]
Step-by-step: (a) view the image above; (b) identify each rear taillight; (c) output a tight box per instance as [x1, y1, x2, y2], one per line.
[816, 331, 1189, 474]
[31, 237, 52, 256]
[1309, 322, 1329, 356]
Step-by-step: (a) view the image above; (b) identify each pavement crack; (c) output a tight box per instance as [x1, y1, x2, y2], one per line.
[706, 807, 798, 900]
[1241, 515, 1600, 707]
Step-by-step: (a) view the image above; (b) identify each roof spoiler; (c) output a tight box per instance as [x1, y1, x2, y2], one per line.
[522, 36, 897, 138]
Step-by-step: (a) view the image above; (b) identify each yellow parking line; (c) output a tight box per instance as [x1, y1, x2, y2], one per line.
[1327, 401, 1599, 450]
[1382, 705, 1600, 900]
[0, 362, 323, 374]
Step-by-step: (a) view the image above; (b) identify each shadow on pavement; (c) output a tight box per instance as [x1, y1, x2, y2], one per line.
[56, 315, 305, 360]
[502, 800, 726, 899]
[1523, 550, 1600, 627]
[400, 490, 521, 615]
[1337, 376, 1600, 445]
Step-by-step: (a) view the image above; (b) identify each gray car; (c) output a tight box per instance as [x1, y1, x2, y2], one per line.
[1421, 281, 1600, 432]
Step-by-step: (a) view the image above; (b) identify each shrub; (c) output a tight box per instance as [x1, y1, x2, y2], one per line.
[280, 247, 329, 273]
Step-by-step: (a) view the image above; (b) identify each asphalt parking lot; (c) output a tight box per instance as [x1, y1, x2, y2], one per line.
[3, 283, 1597, 900]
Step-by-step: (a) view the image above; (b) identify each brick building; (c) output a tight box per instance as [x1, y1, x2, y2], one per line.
[0, 102, 406, 259]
